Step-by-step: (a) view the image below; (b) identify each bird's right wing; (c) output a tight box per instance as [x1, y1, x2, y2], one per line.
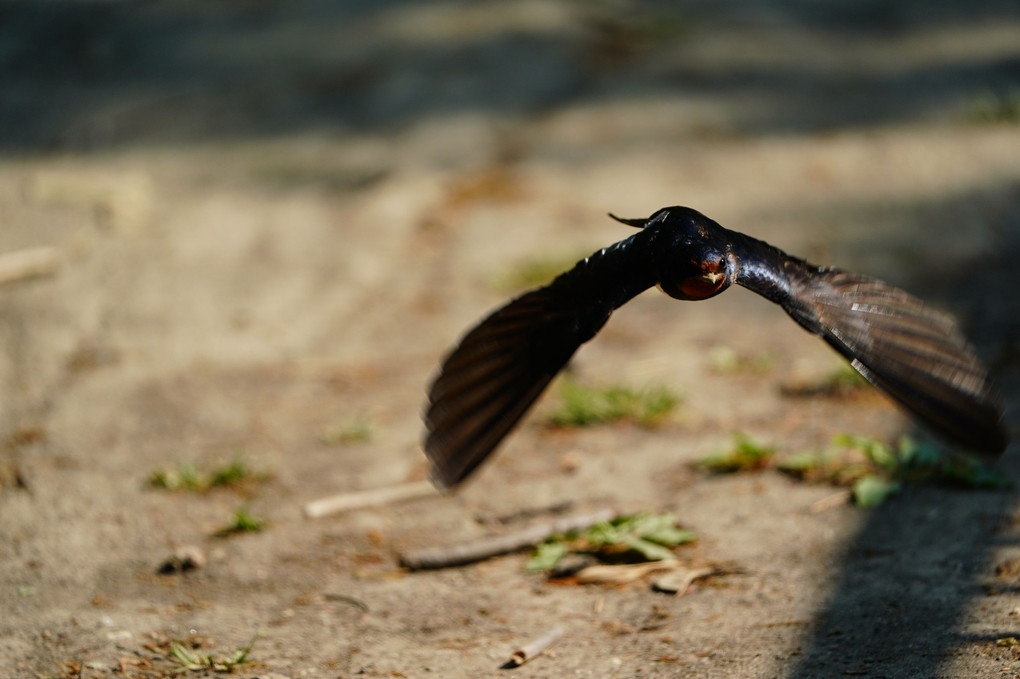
[424, 231, 657, 488]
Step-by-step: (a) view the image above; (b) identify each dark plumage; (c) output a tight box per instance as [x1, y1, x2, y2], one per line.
[424, 206, 1007, 488]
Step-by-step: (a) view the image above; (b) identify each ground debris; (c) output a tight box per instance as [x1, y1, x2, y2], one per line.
[304, 480, 435, 519]
[399, 509, 616, 570]
[0, 246, 60, 287]
[157, 545, 206, 575]
[502, 625, 565, 668]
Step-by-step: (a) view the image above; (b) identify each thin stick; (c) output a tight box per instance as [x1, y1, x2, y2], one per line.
[303, 480, 435, 518]
[504, 625, 564, 668]
[0, 247, 60, 287]
[810, 489, 852, 514]
[399, 508, 616, 571]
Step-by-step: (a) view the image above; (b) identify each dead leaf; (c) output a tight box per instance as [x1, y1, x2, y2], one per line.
[575, 561, 681, 585]
[651, 567, 715, 595]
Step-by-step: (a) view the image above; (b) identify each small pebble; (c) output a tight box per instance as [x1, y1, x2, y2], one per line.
[157, 545, 206, 574]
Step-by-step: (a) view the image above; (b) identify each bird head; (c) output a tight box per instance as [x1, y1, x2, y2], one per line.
[613, 207, 736, 301]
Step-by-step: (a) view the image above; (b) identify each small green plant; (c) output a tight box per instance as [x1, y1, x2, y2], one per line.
[778, 434, 1011, 507]
[548, 379, 679, 428]
[150, 461, 205, 492]
[696, 432, 774, 473]
[168, 633, 260, 672]
[149, 452, 267, 492]
[491, 253, 587, 293]
[526, 512, 696, 571]
[776, 448, 871, 486]
[824, 363, 870, 391]
[208, 457, 252, 487]
[528, 542, 571, 572]
[706, 346, 775, 375]
[214, 508, 267, 537]
[851, 475, 901, 508]
[780, 361, 870, 398]
[969, 89, 1020, 124]
[320, 416, 373, 445]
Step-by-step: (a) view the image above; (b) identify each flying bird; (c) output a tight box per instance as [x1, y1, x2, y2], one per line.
[424, 206, 1007, 488]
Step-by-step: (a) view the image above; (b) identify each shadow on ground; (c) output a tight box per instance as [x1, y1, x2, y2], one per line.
[1, 0, 1018, 152]
[789, 183, 1020, 677]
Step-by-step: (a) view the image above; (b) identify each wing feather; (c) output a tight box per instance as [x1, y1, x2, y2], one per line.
[784, 268, 1006, 454]
[424, 233, 657, 488]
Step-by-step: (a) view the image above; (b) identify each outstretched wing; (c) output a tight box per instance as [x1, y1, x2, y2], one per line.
[425, 231, 657, 488]
[739, 242, 1007, 454]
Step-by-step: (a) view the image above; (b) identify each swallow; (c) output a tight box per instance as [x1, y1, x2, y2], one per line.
[424, 206, 1007, 488]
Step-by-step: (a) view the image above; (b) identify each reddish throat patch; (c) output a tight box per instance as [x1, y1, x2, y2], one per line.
[679, 273, 725, 299]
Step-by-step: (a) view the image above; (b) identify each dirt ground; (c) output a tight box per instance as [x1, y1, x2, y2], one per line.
[2, 1, 1020, 677]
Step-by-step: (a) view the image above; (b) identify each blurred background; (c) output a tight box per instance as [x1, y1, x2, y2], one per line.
[1, 1, 1019, 677]
[2, 0, 1019, 149]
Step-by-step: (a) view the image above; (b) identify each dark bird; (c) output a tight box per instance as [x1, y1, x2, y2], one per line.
[424, 206, 1007, 488]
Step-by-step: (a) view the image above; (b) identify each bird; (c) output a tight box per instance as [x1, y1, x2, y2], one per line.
[423, 206, 1007, 489]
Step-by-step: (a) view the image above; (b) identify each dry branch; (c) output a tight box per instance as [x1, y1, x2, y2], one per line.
[0, 247, 60, 287]
[503, 625, 564, 668]
[303, 480, 435, 518]
[398, 508, 616, 571]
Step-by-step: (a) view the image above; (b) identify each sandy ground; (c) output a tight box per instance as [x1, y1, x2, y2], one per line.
[1, 1, 1020, 677]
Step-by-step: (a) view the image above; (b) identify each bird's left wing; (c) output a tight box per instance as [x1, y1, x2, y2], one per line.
[731, 231, 1007, 455]
[424, 230, 657, 488]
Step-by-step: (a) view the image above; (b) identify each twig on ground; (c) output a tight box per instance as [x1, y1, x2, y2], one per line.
[323, 593, 370, 613]
[476, 499, 576, 526]
[502, 625, 565, 668]
[398, 508, 616, 571]
[303, 480, 435, 518]
[0, 247, 60, 287]
[810, 489, 852, 514]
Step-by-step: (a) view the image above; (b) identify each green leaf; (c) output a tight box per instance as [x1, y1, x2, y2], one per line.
[969, 89, 1020, 125]
[825, 362, 870, 390]
[526, 542, 569, 572]
[697, 432, 774, 473]
[214, 507, 268, 537]
[586, 513, 695, 559]
[227, 632, 262, 666]
[939, 457, 1012, 490]
[548, 379, 679, 428]
[895, 436, 942, 468]
[777, 451, 827, 474]
[837, 434, 897, 471]
[492, 252, 590, 293]
[169, 641, 204, 669]
[149, 453, 268, 492]
[622, 536, 677, 562]
[525, 512, 697, 572]
[583, 520, 618, 546]
[852, 475, 901, 507]
[706, 346, 775, 375]
[320, 417, 373, 445]
[622, 513, 697, 546]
